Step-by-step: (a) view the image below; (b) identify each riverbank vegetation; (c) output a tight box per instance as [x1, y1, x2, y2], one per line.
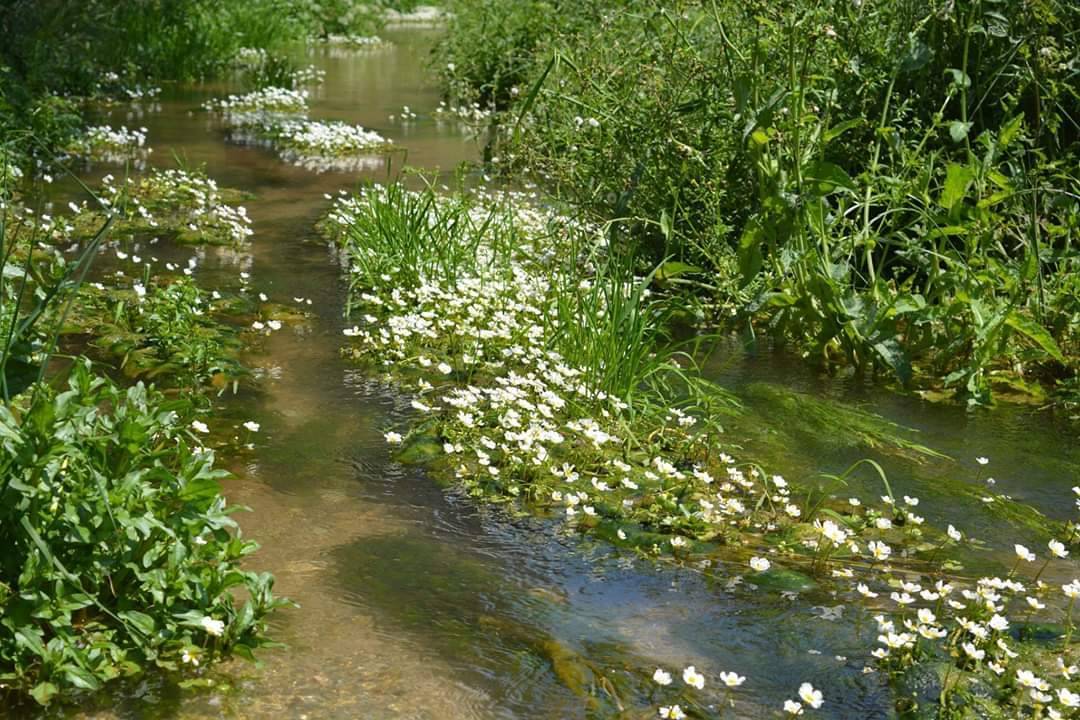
[434, 0, 1079, 407]
[322, 182, 1080, 717]
[0, 135, 291, 709]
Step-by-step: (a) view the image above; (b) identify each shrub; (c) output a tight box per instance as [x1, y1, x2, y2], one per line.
[437, 0, 1080, 403]
[0, 364, 284, 706]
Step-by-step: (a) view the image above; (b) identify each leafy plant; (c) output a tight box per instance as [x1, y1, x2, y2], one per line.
[0, 364, 285, 706]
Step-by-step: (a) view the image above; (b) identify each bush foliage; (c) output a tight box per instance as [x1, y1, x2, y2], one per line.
[437, 0, 1080, 404]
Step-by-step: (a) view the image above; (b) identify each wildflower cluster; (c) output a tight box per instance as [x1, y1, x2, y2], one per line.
[75, 169, 254, 245]
[202, 87, 310, 114]
[318, 34, 390, 48]
[205, 86, 389, 171]
[323, 184, 1080, 717]
[64, 124, 150, 164]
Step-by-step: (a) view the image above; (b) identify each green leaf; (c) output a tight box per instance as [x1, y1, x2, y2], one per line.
[823, 118, 861, 144]
[655, 261, 701, 281]
[939, 163, 974, 210]
[945, 68, 972, 89]
[1004, 312, 1066, 363]
[119, 610, 156, 637]
[803, 160, 855, 194]
[63, 665, 102, 691]
[948, 121, 973, 143]
[512, 52, 557, 145]
[30, 681, 58, 706]
[659, 209, 672, 241]
[899, 40, 932, 73]
[737, 223, 764, 287]
[873, 339, 912, 386]
[998, 114, 1024, 148]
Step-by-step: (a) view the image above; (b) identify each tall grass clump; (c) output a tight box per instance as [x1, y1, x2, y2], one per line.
[436, 0, 1080, 405]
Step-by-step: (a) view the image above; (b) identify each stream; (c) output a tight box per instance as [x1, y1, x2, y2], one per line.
[40, 26, 1079, 720]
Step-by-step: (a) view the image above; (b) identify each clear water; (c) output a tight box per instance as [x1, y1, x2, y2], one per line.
[31, 27, 1078, 720]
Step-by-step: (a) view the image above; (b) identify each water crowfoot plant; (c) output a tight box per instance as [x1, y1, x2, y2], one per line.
[322, 183, 1080, 718]
[63, 125, 150, 165]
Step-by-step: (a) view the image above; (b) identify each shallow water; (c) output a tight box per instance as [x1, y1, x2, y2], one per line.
[33, 27, 1079, 720]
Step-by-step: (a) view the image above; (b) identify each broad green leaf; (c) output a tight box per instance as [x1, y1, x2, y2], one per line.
[1005, 312, 1066, 363]
[823, 118, 861, 144]
[803, 160, 855, 194]
[30, 682, 58, 706]
[63, 665, 102, 690]
[737, 223, 764, 287]
[939, 163, 974, 209]
[873, 339, 912, 385]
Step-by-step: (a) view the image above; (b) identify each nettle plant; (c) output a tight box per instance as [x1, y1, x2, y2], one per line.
[0, 364, 285, 706]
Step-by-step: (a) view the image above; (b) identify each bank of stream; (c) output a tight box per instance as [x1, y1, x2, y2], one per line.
[32, 27, 1080, 720]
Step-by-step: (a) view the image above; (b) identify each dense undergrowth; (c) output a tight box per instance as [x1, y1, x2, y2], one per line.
[0, 156, 292, 707]
[322, 182, 1080, 718]
[434, 0, 1080, 407]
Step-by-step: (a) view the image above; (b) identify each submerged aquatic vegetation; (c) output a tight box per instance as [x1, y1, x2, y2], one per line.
[323, 184, 1080, 718]
[317, 34, 391, 49]
[202, 87, 309, 115]
[73, 277, 248, 390]
[69, 169, 254, 246]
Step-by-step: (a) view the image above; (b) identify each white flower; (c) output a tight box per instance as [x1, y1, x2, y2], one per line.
[962, 642, 984, 660]
[384, 431, 403, 444]
[783, 699, 803, 715]
[816, 519, 848, 544]
[1064, 580, 1080, 599]
[1050, 539, 1069, 558]
[976, 456, 989, 465]
[798, 682, 823, 709]
[670, 536, 686, 548]
[1016, 669, 1042, 688]
[1058, 688, 1080, 708]
[988, 614, 1009, 632]
[947, 524, 962, 542]
[1015, 544, 1036, 562]
[191, 420, 210, 434]
[243, 421, 260, 432]
[749, 557, 771, 572]
[659, 706, 685, 720]
[719, 671, 745, 687]
[181, 648, 199, 666]
[437, 362, 453, 374]
[200, 616, 225, 637]
[682, 666, 705, 689]
[653, 668, 672, 686]
[617, 529, 627, 540]
[867, 541, 891, 561]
